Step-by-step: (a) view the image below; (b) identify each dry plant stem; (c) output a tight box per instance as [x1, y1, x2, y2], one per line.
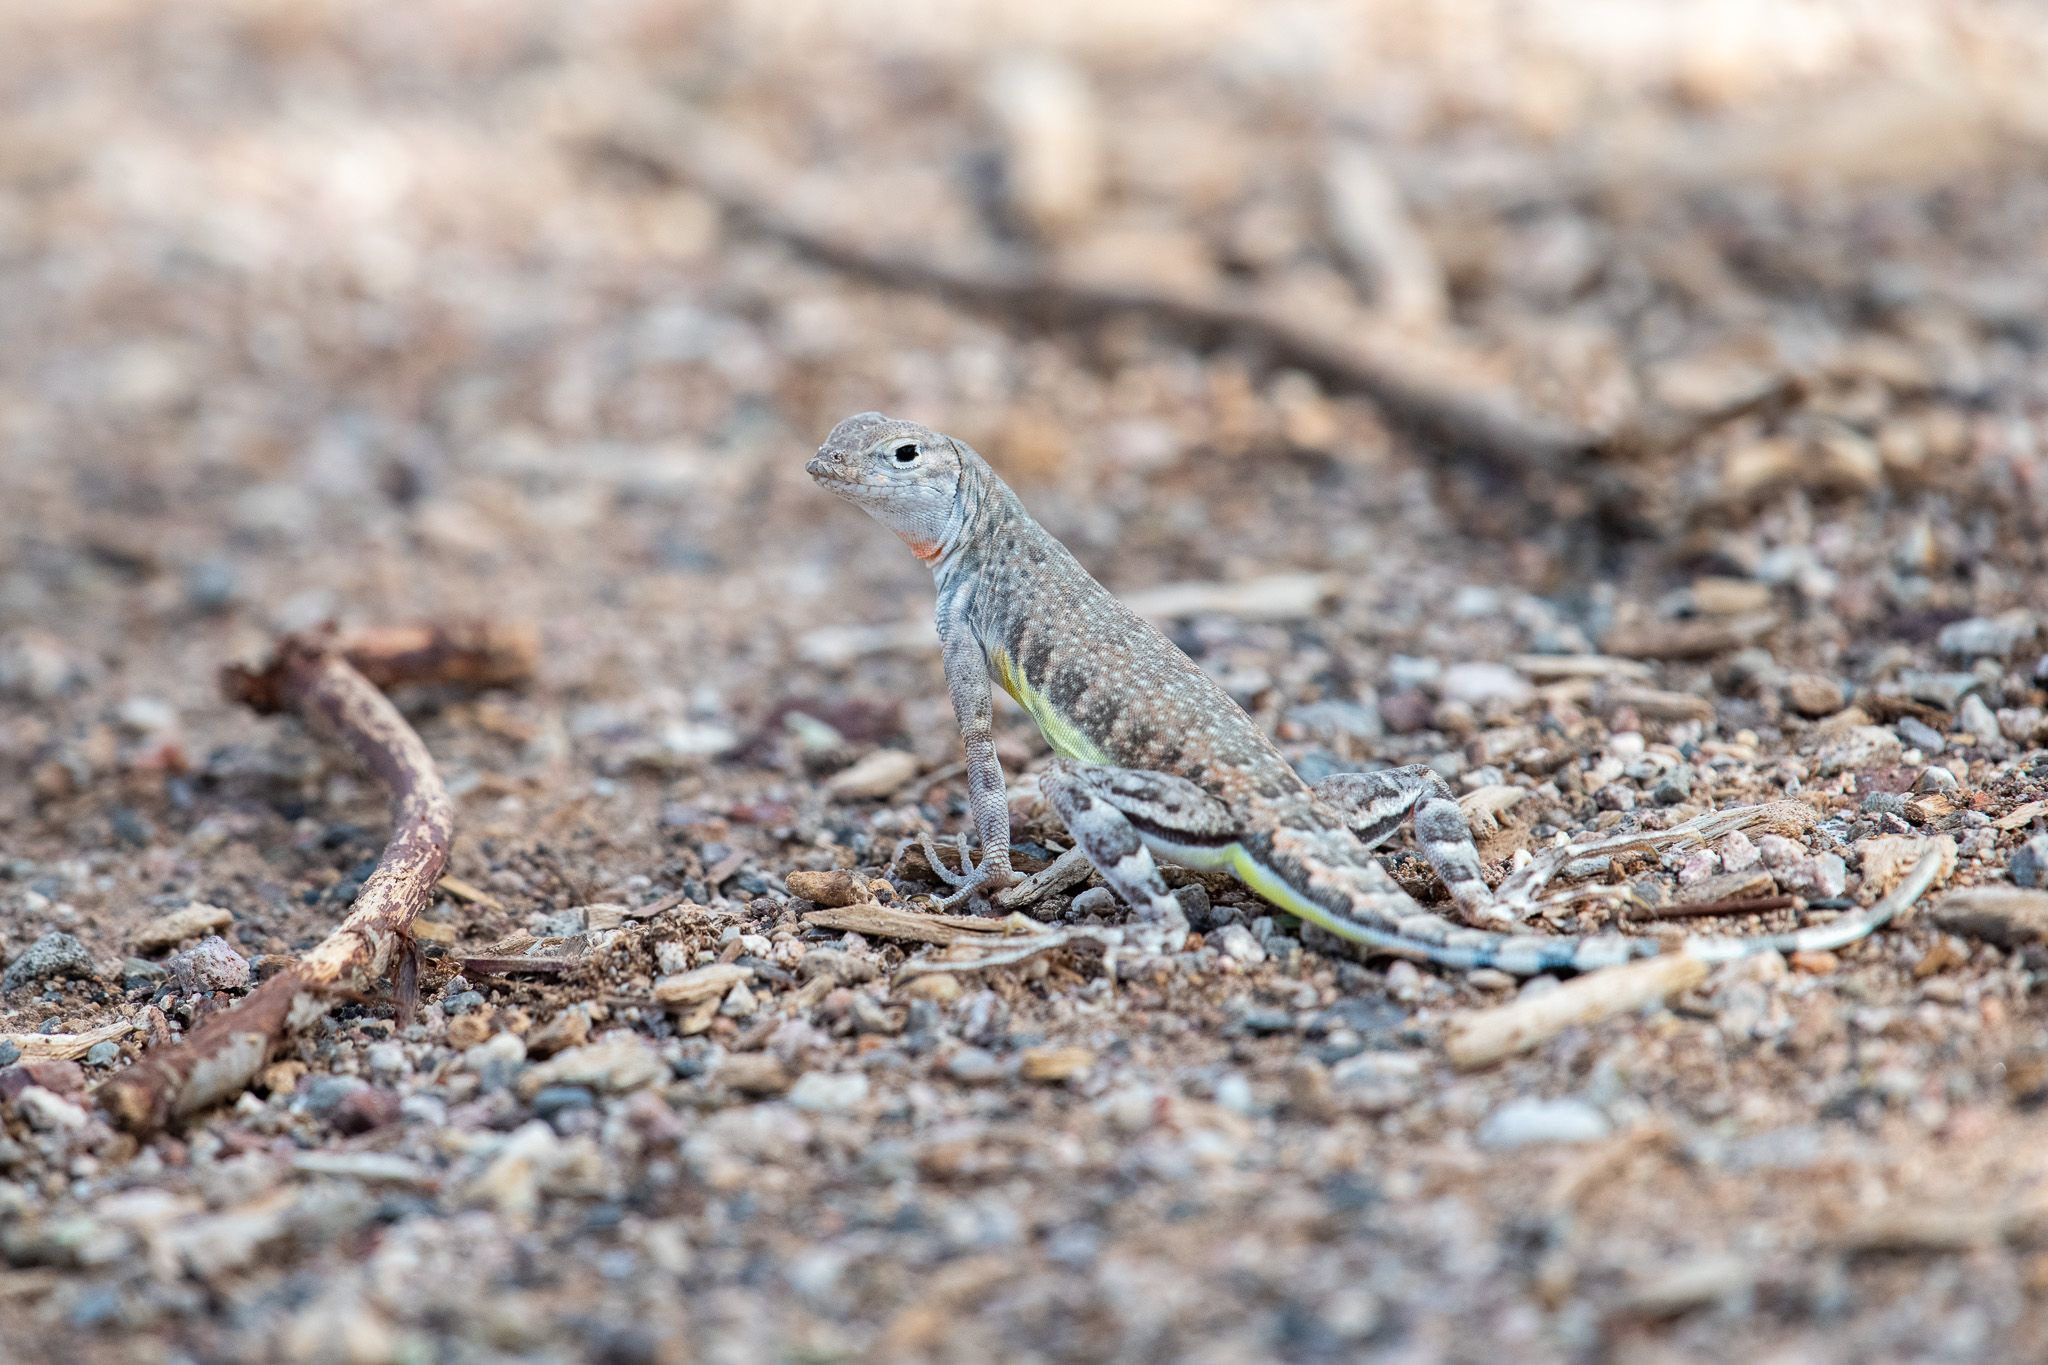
[1445, 953, 1710, 1071]
[588, 120, 1592, 480]
[98, 636, 457, 1134]
[1449, 846, 1949, 1069]
[0, 1020, 137, 1062]
[1629, 894, 1802, 922]
[337, 621, 539, 694]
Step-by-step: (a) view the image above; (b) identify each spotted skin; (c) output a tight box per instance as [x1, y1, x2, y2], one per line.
[810, 413, 1913, 974]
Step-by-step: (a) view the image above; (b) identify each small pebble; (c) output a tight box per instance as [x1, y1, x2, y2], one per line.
[785, 869, 868, 907]
[531, 1085, 596, 1120]
[1477, 1097, 1610, 1149]
[1897, 717, 1947, 753]
[2012, 836, 2048, 890]
[788, 1071, 870, 1114]
[1959, 694, 2002, 747]
[366, 1043, 409, 1080]
[83, 1041, 120, 1068]
[1782, 673, 1845, 717]
[1914, 766, 1959, 794]
[1595, 783, 1636, 811]
[901, 975, 962, 1004]
[166, 936, 249, 993]
[946, 1047, 1004, 1085]
[2, 933, 96, 993]
[1212, 924, 1266, 965]
[131, 903, 232, 955]
[301, 1075, 369, 1117]
[1070, 887, 1115, 916]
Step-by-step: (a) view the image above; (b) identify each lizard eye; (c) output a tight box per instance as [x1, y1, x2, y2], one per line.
[889, 442, 920, 466]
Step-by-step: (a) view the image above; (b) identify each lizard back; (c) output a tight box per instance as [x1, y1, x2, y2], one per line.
[938, 464, 1308, 812]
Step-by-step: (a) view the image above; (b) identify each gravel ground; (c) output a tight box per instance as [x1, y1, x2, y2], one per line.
[5, 2, 2048, 1361]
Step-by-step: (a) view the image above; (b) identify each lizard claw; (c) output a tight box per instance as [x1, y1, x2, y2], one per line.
[916, 832, 974, 889]
[916, 831, 1020, 909]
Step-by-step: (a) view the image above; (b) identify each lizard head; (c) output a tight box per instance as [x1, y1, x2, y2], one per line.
[808, 412, 970, 564]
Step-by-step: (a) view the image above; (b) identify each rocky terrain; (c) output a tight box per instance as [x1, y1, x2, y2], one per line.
[4, 2, 2048, 1360]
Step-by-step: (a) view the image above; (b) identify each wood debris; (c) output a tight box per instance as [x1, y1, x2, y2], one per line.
[96, 626, 531, 1133]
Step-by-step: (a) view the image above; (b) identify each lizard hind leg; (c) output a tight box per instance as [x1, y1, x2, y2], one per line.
[1311, 765, 1516, 927]
[1038, 759, 1237, 954]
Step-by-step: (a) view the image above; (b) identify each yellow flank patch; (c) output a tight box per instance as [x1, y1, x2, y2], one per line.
[1228, 845, 1375, 946]
[989, 647, 1110, 764]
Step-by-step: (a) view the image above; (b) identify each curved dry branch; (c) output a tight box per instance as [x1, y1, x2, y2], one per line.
[97, 628, 493, 1134]
[585, 112, 1787, 497]
[585, 117, 1593, 482]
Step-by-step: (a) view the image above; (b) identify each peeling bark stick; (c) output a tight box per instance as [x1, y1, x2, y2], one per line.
[98, 632, 473, 1134]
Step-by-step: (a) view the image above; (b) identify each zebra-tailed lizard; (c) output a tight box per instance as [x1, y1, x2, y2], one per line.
[809, 412, 1912, 974]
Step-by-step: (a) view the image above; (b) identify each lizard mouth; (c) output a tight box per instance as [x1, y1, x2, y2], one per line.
[806, 458, 864, 490]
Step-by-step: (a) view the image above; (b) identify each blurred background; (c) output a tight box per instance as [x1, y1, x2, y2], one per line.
[4, 0, 2043, 720]
[5, 1, 2048, 1360]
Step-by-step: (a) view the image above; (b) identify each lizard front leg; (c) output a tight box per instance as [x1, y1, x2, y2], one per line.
[1311, 765, 1514, 926]
[922, 602, 1019, 909]
[1038, 759, 1241, 954]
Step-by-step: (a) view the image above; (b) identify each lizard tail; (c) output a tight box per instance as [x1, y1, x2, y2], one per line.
[1241, 833, 1931, 977]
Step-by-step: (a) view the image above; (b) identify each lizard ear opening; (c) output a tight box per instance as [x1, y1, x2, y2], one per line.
[890, 442, 921, 466]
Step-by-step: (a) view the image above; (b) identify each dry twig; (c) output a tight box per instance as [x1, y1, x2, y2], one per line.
[1444, 953, 1710, 1070]
[1449, 844, 1948, 1068]
[98, 626, 528, 1133]
[586, 117, 1592, 481]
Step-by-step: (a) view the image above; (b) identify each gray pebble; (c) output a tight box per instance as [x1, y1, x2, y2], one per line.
[301, 1075, 368, 1116]
[2012, 835, 2048, 890]
[1914, 766, 1958, 794]
[84, 1041, 120, 1068]
[0, 1041, 19, 1067]
[1070, 887, 1115, 916]
[1652, 766, 1694, 806]
[1938, 612, 2035, 660]
[788, 1071, 870, 1114]
[2, 933, 96, 993]
[946, 1047, 1004, 1084]
[1439, 661, 1532, 707]
[1959, 694, 2003, 747]
[182, 560, 240, 614]
[366, 1042, 410, 1080]
[443, 990, 487, 1015]
[166, 936, 249, 993]
[1477, 1096, 1611, 1149]
[532, 1085, 595, 1119]
[1595, 784, 1636, 812]
[1897, 716, 1947, 753]
[1213, 924, 1266, 965]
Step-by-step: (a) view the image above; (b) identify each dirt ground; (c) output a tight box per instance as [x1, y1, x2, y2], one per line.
[5, 2, 2048, 1361]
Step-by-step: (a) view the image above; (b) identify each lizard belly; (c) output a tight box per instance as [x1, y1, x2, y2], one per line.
[989, 648, 1111, 765]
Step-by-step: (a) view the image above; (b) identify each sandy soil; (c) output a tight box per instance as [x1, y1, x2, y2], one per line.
[4, 2, 2048, 1360]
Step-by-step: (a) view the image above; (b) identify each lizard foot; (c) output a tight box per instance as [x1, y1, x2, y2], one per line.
[914, 831, 973, 888]
[915, 831, 1020, 910]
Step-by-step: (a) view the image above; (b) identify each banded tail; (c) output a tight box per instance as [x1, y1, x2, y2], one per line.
[1237, 825, 1934, 977]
